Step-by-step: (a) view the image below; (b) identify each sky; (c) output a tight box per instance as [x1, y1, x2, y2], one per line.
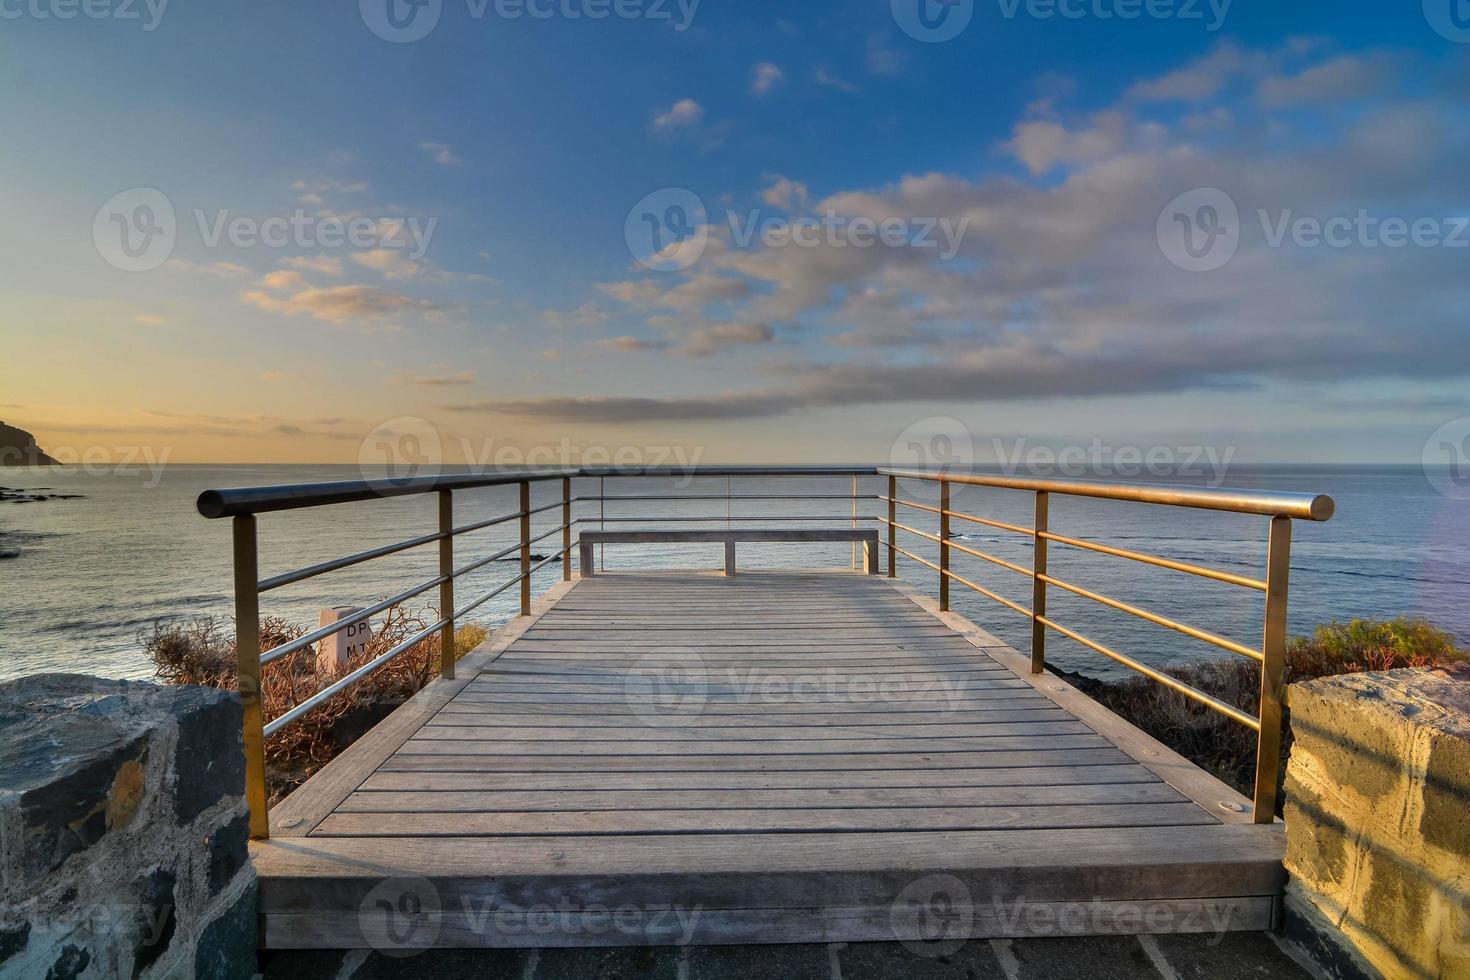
[3, 0, 1469, 468]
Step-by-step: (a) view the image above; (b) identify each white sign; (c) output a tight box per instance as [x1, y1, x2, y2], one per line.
[316, 607, 372, 674]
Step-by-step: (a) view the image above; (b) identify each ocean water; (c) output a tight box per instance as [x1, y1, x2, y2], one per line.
[0, 465, 1465, 683]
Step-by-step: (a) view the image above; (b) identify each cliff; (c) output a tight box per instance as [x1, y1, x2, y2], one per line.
[0, 422, 59, 466]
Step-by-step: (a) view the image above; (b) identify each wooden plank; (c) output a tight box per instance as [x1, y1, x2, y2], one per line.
[429, 696, 1052, 714]
[255, 822, 1284, 889]
[414, 721, 1094, 741]
[377, 747, 1140, 772]
[429, 707, 1075, 726]
[446, 689, 1048, 705]
[483, 664, 1011, 680]
[357, 764, 1160, 793]
[458, 682, 1036, 697]
[262, 896, 1276, 948]
[396, 734, 1109, 755]
[312, 801, 1217, 836]
[489, 656, 1007, 669]
[337, 782, 1190, 813]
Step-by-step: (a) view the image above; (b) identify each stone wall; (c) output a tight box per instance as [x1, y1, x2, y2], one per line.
[1283, 666, 1470, 980]
[0, 675, 257, 979]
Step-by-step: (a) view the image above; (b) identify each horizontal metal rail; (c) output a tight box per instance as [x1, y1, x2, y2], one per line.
[260, 574, 449, 666]
[199, 469, 579, 519]
[589, 494, 878, 502]
[451, 541, 528, 580]
[263, 613, 451, 737]
[887, 541, 1034, 620]
[878, 495, 1037, 538]
[574, 515, 882, 524]
[1035, 615, 1261, 730]
[580, 466, 878, 479]
[1038, 571, 1263, 662]
[455, 549, 569, 620]
[213, 465, 1333, 835]
[889, 517, 1033, 578]
[258, 529, 448, 594]
[881, 468, 1334, 521]
[1039, 529, 1268, 591]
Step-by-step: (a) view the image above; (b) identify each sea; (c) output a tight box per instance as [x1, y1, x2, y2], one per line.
[1, 465, 1465, 684]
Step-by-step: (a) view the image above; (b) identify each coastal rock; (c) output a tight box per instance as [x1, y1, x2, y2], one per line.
[0, 422, 58, 466]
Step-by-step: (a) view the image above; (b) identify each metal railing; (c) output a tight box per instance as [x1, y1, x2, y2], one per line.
[875, 468, 1335, 824]
[198, 466, 877, 838]
[199, 464, 1332, 836]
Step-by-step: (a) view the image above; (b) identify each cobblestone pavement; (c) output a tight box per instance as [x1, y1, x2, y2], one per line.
[261, 932, 1322, 979]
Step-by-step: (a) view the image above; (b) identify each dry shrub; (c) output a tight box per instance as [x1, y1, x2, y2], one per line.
[1077, 617, 1466, 808]
[143, 607, 490, 802]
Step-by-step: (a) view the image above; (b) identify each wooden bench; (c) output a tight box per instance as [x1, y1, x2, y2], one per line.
[579, 528, 881, 576]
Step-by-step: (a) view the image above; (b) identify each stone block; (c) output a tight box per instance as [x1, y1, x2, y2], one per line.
[0, 674, 257, 980]
[1283, 665, 1470, 979]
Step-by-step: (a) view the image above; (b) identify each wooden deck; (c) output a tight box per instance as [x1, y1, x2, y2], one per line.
[256, 570, 1286, 949]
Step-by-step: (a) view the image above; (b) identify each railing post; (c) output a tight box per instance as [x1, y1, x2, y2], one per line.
[232, 515, 269, 840]
[519, 480, 532, 616]
[938, 479, 951, 611]
[1254, 515, 1292, 824]
[852, 475, 860, 571]
[887, 475, 897, 578]
[438, 490, 455, 680]
[562, 477, 572, 582]
[1031, 491, 1049, 674]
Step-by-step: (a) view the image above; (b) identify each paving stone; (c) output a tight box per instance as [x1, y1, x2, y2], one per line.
[362, 948, 531, 979]
[684, 943, 830, 980]
[260, 949, 353, 979]
[536, 944, 681, 980]
[1150, 932, 1316, 979]
[838, 939, 1009, 978]
[1005, 936, 1161, 980]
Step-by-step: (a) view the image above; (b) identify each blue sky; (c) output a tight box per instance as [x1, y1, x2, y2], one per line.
[2, 0, 1469, 465]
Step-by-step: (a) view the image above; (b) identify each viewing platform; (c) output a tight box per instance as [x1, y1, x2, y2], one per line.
[196, 466, 1335, 951]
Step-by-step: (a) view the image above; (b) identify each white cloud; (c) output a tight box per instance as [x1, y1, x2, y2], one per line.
[1004, 111, 1130, 175]
[283, 254, 345, 276]
[351, 248, 428, 281]
[241, 285, 432, 327]
[164, 259, 250, 279]
[814, 69, 859, 94]
[541, 303, 609, 329]
[257, 269, 310, 292]
[1256, 54, 1392, 107]
[419, 141, 462, 167]
[762, 175, 810, 210]
[595, 335, 669, 352]
[651, 98, 704, 132]
[751, 62, 784, 96]
[392, 372, 476, 386]
[866, 34, 904, 77]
